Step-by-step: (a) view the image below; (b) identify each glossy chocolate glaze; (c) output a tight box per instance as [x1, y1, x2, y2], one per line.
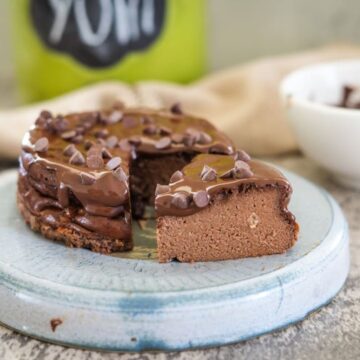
[155, 154, 296, 225]
[19, 107, 234, 239]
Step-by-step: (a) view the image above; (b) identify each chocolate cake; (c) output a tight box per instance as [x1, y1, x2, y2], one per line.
[17, 104, 234, 253]
[155, 152, 299, 262]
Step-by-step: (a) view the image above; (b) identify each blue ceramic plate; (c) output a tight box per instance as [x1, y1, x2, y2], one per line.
[0, 169, 349, 351]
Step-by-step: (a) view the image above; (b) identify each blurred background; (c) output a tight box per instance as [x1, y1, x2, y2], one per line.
[2, 0, 360, 107]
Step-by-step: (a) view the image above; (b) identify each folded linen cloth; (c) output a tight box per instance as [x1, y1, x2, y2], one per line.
[1, 44, 360, 159]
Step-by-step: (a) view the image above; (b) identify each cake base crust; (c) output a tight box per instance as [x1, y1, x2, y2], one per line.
[156, 186, 298, 263]
[17, 192, 132, 254]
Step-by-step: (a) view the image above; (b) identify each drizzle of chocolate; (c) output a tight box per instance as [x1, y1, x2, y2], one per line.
[155, 154, 295, 225]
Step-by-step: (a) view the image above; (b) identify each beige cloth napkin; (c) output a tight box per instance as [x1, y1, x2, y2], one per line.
[2, 44, 360, 159]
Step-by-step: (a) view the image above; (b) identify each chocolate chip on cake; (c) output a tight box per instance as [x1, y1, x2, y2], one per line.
[106, 156, 122, 171]
[234, 149, 251, 162]
[61, 130, 77, 141]
[183, 134, 196, 147]
[72, 135, 84, 144]
[200, 165, 217, 181]
[40, 110, 52, 119]
[129, 136, 142, 146]
[63, 144, 77, 156]
[118, 138, 132, 151]
[75, 126, 85, 135]
[53, 116, 70, 133]
[171, 192, 191, 209]
[143, 124, 157, 135]
[193, 190, 209, 208]
[171, 133, 184, 144]
[86, 154, 104, 170]
[155, 184, 170, 195]
[34, 137, 49, 152]
[84, 140, 95, 150]
[219, 169, 233, 179]
[170, 102, 183, 115]
[141, 116, 154, 125]
[159, 126, 172, 136]
[170, 170, 183, 183]
[95, 129, 109, 139]
[233, 160, 253, 178]
[155, 136, 172, 149]
[107, 110, 123, 124]
[123, 116, 137, 128]
[80, 172, 96, 185]
[96, 138, 107, 146]
[101, 148, 112, 159]
[69, 151, 85, 166]
[106, 135, 118, 148]
[198, 132, 212, 145]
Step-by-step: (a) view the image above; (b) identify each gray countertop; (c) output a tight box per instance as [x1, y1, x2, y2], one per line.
[0, 155, 359, 360]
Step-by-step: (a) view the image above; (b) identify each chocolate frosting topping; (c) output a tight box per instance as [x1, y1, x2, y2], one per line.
[155, 154, 295, 221]
[19, 106, 234, 239]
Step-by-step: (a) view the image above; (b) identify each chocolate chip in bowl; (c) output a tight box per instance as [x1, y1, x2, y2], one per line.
[281, 59, 360, 189]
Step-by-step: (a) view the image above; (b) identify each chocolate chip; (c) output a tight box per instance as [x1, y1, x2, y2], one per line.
[114, 167, 128, 181]
[96, 138, 107, 146]
[159, 126, 172, 136]
[106, 156, 122, 170]
[80, 113, 98, 129]
[118, 139, 132, 151]
[95, 129, 109, 139]
[122, 116, 137, 128]
[75, 126, 85, 135]
[155, 184, 170, 196]
[71, 135, 83, 144]
[155, 136, 171, 150]
[234, 149, 251, 162]
[198, 132, 212, 144]
[170, 170, 183, 183]
[107, 110, 123, 124]
[183, 134, 196, 147]
[129, 136, 142, 146]
[87, 144, 102, 156]
[201, 165, 217, 181]
[102, 148, 112, 159]
[143, 124, 157, 135]
[69, 151, 85, 166]
[63, 144, 77, 156]
[84, 140, 95, 150]
[171, 192, 191, 209]
[61, 130, 77, 140]
[80, 172, 96, 185]
[40, 110, 52, 119]
[53, 116, 69, 133]
[35, 116, 48, 129]
[141, 116, 154, 125]
[193, 190, 209, 208]
[171, 133, 184, 144]
[34, 137, 49, 152]
[219, 169, 233, 179]
[185, 127, 201, 139]
[233, 160, 253, 178]
[106, 135, 118, 148]
[86, 154, 104, 169]
[170, 102, 183, 115]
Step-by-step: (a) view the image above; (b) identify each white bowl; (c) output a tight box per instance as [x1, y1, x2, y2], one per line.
[281, 60, 360, 190]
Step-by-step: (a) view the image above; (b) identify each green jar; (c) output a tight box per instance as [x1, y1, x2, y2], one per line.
[10, 0, 206, 102]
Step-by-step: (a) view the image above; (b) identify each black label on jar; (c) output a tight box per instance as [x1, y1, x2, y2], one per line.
[30, 0, 166, 68]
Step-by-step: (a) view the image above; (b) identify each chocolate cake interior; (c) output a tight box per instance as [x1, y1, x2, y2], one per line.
[130, 152, 196, 218]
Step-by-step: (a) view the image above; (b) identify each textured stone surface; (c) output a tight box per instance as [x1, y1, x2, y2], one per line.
[0, 155, 359, 359]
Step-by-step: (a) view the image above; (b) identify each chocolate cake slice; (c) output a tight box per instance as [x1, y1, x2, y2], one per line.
[17, 104, 234, 253]
[155, 152, 299, 262]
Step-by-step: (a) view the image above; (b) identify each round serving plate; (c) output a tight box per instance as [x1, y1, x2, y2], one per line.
[0, 169, 349, 351]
